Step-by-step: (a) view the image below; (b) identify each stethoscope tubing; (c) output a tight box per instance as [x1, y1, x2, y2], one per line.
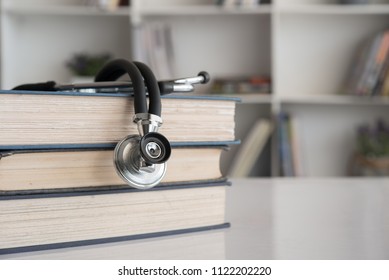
[94, 59, 161, 116]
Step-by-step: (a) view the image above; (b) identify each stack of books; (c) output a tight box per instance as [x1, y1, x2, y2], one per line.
[0, 90, 237, 254]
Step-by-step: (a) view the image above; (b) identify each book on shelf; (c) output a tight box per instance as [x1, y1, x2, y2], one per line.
[216, 0, 262, 7]
[381, 64, 389, 96]
[83, 0, 129, 10]
[229, 118, 273, 177]
[0, 90, 237, 147]
[133, 21, 175, 80]
[342, 30, 389, 97]
[0, 181, 229, 255]
[374, 53, 389, 97]
[278, 112, 303, 177]
[210, 76, 271, 95]
[0, 142, 235, 194]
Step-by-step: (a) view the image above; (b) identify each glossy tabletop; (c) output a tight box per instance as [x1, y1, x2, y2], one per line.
[2, 178, 389, 260]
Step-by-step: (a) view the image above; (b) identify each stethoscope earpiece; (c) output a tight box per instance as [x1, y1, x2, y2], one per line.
[140, 132, 171, 165]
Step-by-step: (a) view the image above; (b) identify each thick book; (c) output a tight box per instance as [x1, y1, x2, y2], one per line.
[0, 142, 235, 194]
[0, 182, 229, 255]
[0, 90, 237, 147]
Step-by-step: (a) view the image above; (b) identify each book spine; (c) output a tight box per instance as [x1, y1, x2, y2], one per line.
[366, 31, 389, 96]
[278, 112, 294, 177]
[355, 33, 383, 96]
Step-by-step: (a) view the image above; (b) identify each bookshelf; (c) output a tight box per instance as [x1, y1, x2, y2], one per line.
[1, 0, 389, 177]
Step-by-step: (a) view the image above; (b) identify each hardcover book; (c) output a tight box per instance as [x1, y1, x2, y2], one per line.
[0, 90, 237, 147]
[0, 142, 236, 194]
[0, 182, 229, 255]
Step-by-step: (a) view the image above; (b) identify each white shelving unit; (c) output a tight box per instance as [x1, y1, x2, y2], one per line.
[1, 0, 388, 177]
[274, 0, 389, 177]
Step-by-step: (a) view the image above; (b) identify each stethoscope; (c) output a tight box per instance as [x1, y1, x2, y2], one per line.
[91, 59, 169, 189]
[13, 59, 209, 189]
[38, 59, 208, 189]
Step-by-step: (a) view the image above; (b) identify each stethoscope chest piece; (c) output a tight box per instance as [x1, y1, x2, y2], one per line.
[114, 134, 168, 190]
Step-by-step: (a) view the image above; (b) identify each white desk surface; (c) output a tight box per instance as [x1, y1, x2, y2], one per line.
[2, 178, 389, 260]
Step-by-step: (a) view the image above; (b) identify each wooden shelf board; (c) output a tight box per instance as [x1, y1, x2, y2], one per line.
[277, 4, 389, 15]
[138, 5, 272, 16]
[3, 4, 130, 17]
[279, 95, 389, 106]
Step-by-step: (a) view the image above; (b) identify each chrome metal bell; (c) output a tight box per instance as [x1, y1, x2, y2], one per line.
[113, 135, 167, 190]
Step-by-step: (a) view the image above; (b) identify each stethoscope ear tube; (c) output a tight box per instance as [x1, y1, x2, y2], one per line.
[133, 61, 161, 117]
[94, 59, 148, 115]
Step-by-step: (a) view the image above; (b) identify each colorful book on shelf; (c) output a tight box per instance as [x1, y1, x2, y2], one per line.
[356, 32, 383, 96]
[0, 141, 236, 194]
[83, 0, 129, 10]
[219, 0, 262, 7]
[362, 31, 389, 96]
[0, 90, 237, 147]
[0, 181, 229, 255]
[210, 76, 271, 95]
[380, 63, 389, 96]
[343, 30, 389, 97]
[373, 51, 389, 97]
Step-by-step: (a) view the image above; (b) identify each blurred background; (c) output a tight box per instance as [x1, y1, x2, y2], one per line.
[1, 0, 389, 178]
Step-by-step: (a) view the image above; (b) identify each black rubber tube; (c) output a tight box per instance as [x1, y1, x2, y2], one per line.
[133, 61, 161, 117]
[94, 59, 147, 115]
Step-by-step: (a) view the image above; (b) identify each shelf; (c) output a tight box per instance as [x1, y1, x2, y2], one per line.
[212, 93, 272, 104]
[277, 4, 389, 15]
[137, 4, 272, 16]
[3, 4, 131, 17]
[6, 3, 388, 17]
[279, 95, 389, 106]
[237, 93, 273, 104]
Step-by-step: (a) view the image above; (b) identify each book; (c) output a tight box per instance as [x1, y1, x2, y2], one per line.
[0, 142, 234, 194]
[342, 30, 389, 97]
[355, 32, 383, 96]
[380, 64, 389, 96]
[288, 114, 304, 177]
[0, 182, 229, 255]
[83, 0, 129, 10]
[0, 91, 237, 147]
[278, 112, 304, 177]
[211, 76, 271, 95]
[362, 31, 389, 96]
[372, 48, 389, 96]
[229, 119, 273, 177]
[220, 0, 261, 7]
[278, 112, 294, 177]
[133, 22, 176, 80]
[341, 36, 373, 95]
